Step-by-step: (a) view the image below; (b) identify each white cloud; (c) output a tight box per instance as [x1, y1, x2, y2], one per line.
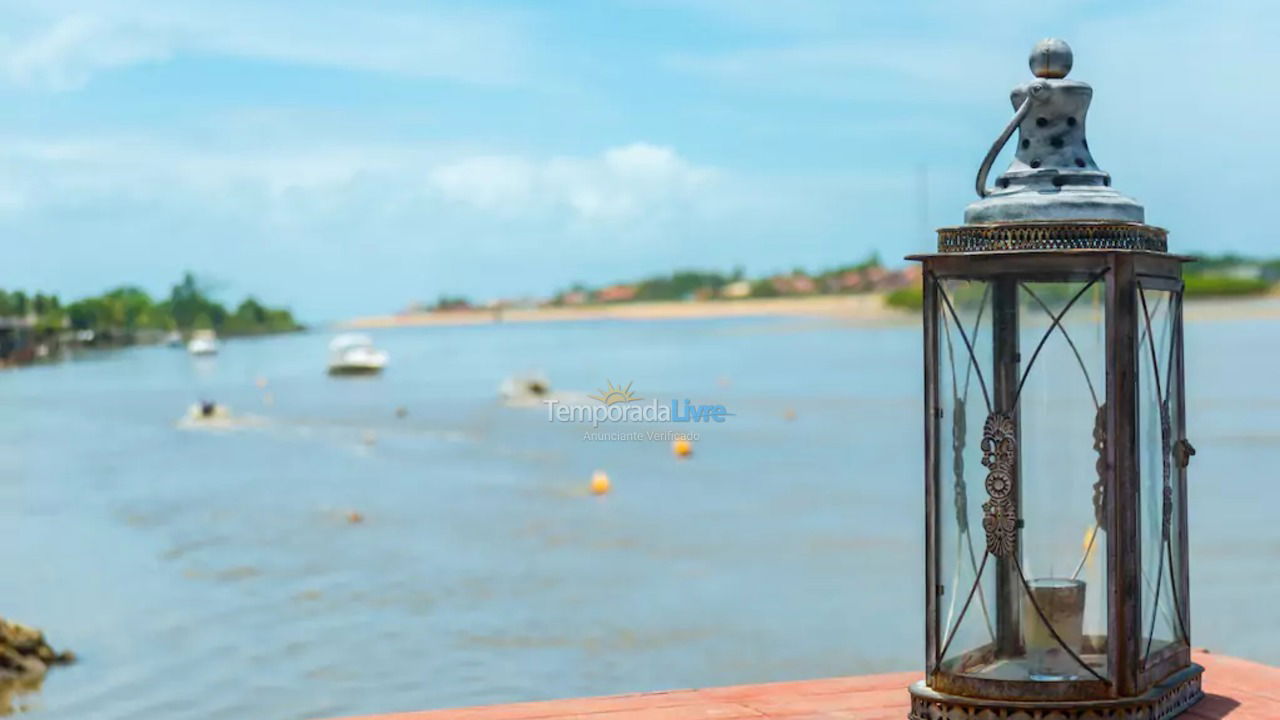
[2, 13, 170, 90]
[429, 143, 718, 223]
[0, 0, 531, 90]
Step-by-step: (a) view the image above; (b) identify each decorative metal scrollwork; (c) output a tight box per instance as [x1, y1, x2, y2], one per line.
[936, 221, 1168, 253]
[980, 412, 1017, 557]
[952, 397, 968, 532]
[1092, 403, 1107, 526]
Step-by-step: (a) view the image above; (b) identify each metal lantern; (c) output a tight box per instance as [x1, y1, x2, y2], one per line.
[907, 40, 1203, 720]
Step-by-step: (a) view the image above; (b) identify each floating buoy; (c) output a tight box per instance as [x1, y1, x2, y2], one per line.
[395, 406, 408, 419]
[346, 510, 364, 524]
[362, 430, 377, 446]
[672, 437, 693, 458]
[254, 376, 269, 389]
[783, 408, 797, 421]
[590, 470, 610, 495]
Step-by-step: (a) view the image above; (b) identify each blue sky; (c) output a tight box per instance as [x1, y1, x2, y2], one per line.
[0, 0, 1272, 320]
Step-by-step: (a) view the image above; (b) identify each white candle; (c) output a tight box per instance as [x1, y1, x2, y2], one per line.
[1022, 578, 1086, 679]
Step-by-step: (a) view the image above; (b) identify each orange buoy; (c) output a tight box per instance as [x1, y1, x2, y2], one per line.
[590, 470, 611, 495]
[672, 437, 693, 458]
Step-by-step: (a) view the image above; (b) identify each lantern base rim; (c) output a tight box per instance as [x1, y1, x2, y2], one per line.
[908, 662, 1203, 720]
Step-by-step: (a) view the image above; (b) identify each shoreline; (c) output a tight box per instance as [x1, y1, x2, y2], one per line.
[338, 294, 912, 329]
[337, 293, 1280, 330]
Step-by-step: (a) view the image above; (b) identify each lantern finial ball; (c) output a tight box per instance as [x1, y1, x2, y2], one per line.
[1029, 38, 1072, 79]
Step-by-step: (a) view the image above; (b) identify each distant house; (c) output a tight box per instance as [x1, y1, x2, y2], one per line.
[721, 280, 752, 299]
[863, 266, 889, 287]
[770, 273, 817, 295]
[561, 291, 589, 306]
[877, 265, 922, 291]
[829, 270, 869, 293]
[595, 284, 637, 303]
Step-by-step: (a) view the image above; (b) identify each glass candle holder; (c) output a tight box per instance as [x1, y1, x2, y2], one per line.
[1022, 578, 1086, 680]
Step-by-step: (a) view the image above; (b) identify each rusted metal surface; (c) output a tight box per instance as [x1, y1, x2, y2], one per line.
[914, 246, 1195, 707]
[979, 412, 1018, 558]
[911, 663, 1202, 720]
[915, 36, 1205, 717]
[937, 221, 1168, 253]
[922, 272, 940, 675]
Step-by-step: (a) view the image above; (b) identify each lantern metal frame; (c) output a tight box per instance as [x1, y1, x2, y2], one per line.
[906, 227, 1203, 720]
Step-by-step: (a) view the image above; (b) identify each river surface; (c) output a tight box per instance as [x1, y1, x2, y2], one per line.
[1, 307, 1277, 719]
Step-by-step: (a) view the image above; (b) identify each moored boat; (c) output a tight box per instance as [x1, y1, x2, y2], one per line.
[187, 330, 218, 356]
[328, 333, 388, 375]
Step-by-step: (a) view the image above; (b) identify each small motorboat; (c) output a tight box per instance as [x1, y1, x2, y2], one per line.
[500, 372, 551, 406]
[187, 330, 219, 356]
[177, 401, 265, 431]
[328, 333, 388, 375]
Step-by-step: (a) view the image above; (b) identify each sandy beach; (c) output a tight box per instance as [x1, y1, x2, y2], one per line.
[338, 294, 912, 329]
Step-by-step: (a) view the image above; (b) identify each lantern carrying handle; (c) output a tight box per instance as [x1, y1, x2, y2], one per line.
[974, 82, 1047, 198]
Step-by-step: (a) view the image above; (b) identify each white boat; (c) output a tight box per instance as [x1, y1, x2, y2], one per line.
[187, 330, 219, 356]
[328, 333, 388, 375]
[500, 371, 551, 406]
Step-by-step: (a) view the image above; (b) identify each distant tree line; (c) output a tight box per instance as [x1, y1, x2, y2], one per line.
[0, 272, 302, 337]
[884, 252, 1280, 311]
[549, 255, 888, 305]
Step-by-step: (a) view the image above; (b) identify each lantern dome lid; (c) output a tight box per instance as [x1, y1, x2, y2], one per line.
[963, 39, 1145, 227]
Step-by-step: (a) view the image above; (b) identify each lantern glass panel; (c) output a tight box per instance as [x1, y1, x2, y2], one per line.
[932, 275, 1111, 683]
[1136, 285, 1188, 665]
[1015, 280, 1109, 681]
[936, 278, 997, 673]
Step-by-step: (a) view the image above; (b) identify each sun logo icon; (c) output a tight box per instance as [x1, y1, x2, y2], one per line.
[590, 380, 640, 406]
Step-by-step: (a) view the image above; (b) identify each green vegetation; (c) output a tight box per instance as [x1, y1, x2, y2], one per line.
[633, 271, 732, 301]
[548, 254, 891, 305]
[431, 295, 472, 311]
[885, 286, 924, 311]
[1182, 254, 1278, 298]
[748, 278, 780, 298]
[1183, 273, 1272, 297]
[1187, 253, 1280, 279]
[1, 272, 301, 337]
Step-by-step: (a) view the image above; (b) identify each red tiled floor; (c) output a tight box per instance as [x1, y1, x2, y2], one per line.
[327, 651, 1276, 720]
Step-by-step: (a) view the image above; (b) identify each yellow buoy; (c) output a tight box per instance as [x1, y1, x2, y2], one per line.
[590, 470, 610, 495]
[672, 437, 692, 458]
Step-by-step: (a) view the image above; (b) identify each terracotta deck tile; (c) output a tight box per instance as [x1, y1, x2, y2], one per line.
[327, 651, 1278, 720]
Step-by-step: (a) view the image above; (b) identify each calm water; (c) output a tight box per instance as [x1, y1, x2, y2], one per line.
[0, 309, 1277, 719]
